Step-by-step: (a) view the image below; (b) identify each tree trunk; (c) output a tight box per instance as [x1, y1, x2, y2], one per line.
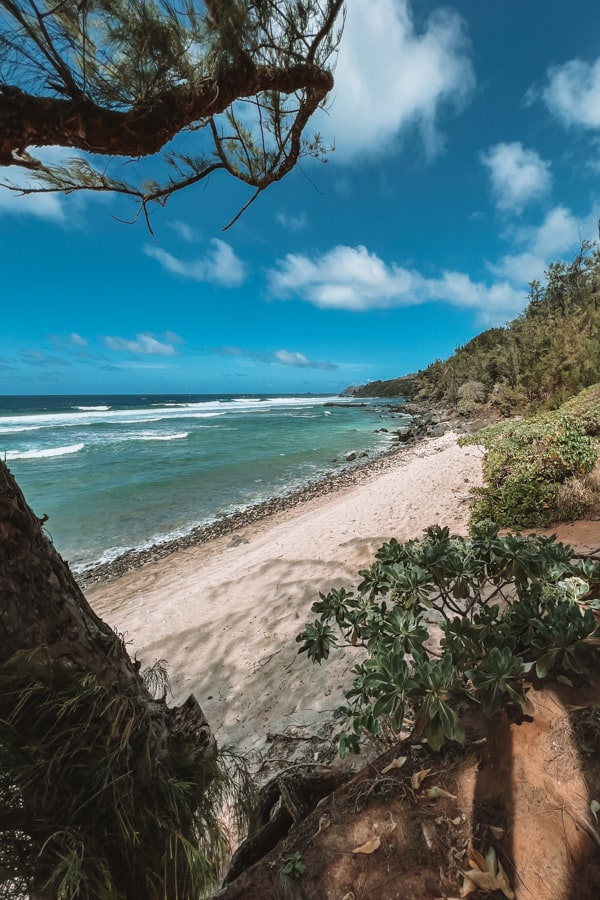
[0, 460, 221, 899]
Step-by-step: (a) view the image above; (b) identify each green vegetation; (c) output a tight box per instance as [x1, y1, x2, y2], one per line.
[297, 524, 600, 755]
[281, 852, 306, 880]
[417, 241, 600, 412]
[462, 400, 600, 528]
[349, 242, 600, 414]
[349, 375, 419, 399]
[0, 653, 253, 900]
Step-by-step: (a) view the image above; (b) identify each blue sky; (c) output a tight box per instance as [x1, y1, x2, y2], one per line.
[2, 0, 600, 396]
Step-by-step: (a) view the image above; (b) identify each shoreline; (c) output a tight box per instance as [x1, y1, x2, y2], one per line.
[86, 429, 483, 757]
[76, 414, 445, 589]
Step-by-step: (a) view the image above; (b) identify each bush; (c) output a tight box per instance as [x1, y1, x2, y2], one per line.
[296, 524, 600, 754]
[462, 414, 598, 528]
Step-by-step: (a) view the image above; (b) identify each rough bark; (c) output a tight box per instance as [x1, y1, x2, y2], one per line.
[0, 458, 217, 897]
[0, 62, 333, 166]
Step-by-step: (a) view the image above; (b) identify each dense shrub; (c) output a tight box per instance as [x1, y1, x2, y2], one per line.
[462, 413, 598, 528]
[297, 524, 600, 754]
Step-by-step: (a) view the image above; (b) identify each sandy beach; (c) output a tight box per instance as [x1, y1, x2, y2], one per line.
[88, 431, 484, 757]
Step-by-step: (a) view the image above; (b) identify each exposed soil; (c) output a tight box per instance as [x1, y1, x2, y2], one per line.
[215, 520, 600, 900]
[216, 678, 600, 900]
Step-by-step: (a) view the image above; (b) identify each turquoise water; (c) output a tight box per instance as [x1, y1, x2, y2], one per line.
[0, 394, 409, 571]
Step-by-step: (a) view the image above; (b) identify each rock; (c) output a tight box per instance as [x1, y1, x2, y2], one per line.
[345, 452, 356, 462]
[428, 424, 446, 437]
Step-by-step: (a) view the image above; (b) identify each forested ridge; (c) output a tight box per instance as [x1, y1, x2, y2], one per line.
[351, 241, 600, 413]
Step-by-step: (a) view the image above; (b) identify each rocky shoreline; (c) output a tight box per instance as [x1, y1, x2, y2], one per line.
[77, 401, 461, 590]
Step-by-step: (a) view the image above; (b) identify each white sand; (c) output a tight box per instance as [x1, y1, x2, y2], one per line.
[88, 432, 483, 756]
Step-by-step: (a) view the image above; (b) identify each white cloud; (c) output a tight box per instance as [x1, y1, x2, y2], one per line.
[215, 346, 337, 370]
[276, 211, 307, 231]
[0, 146, 100, 221]
[268, 203, 599, 325]
[144, 238, 246, 287]
[0, 181, 65, 221]
[70, 332, 87, 347]
[319, 0, 475, 160]
[541, 57, 600, 128]
[104, 332, 179, 356]
[489, 205, 592, 284]
[268, 244, 525, 322]
[481, 142, 552, 212]
[169, 220, 202, 242]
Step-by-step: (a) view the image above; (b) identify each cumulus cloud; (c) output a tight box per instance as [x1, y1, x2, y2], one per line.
[481, 142, 552, 212]
[318, 0, 475, 160]
[215, 346, 337, 370]
[144, 238, 246, 287]
[541, 57, 600, 129]
[268, 244, 525, 322]
[104, 332, 180, 356]
[268, 200, 600, 325]
[489, 205, 593, 284]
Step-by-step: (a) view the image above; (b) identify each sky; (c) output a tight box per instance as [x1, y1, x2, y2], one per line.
[2, 0, 600, 396]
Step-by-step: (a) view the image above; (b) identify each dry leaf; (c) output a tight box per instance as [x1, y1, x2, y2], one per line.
[461, 845, 514, 900]
[591, 800, 600, 824]
[451, 816, 463, 826]
[411, 767, 432, 790]
[421, 820, 437, 851]
[381, 755, 407, 774]
[489, 825, 505, 839]
[341, 894, 356, 900]
[352, 836, 381, 854]
[464, 870, 505, 892]
[426, 786, 457, 800]
[468, 848, 488, 872]
[495, 859, 515, 899]
[557, 674, 574, 687]
[460, 875, 478, 897]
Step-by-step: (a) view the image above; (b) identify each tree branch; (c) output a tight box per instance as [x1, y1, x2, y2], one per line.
[0, 59, 333, 163]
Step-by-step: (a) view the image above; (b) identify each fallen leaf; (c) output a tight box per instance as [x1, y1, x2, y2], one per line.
[426, 786, 457, 800]
[411, 768, 432, 790]
[489, 825, 505, 839]
[591, 800, 600, 824]
[463, 870, 504, 892]
[341, 894, 355, 900]
[460, 875, 478, 897]
[461, 845, 514, 899]
[352, 836, 381, 854]
[557, 674, 574, 687]
[421, 819, 437, 851]
[495, 859, 515, 899]
[381, 755, 407, 774]
[468, 848, 488, 872]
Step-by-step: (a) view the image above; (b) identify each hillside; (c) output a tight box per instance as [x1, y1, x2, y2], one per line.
[348, 241, 600, 414]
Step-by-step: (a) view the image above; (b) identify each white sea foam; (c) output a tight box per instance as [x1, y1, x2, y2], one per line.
[5, 442, 85, 460]
[133, 431, 189, 442]
[73, 405, 111, 411]
[0, 396, 340, 432]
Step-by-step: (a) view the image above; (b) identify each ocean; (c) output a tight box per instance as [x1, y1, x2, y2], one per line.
[0, 394, 409, 573]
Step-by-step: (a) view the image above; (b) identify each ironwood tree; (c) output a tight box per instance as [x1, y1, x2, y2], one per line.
[0, 0, 344, 224]
[0, 2, 344, 898]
